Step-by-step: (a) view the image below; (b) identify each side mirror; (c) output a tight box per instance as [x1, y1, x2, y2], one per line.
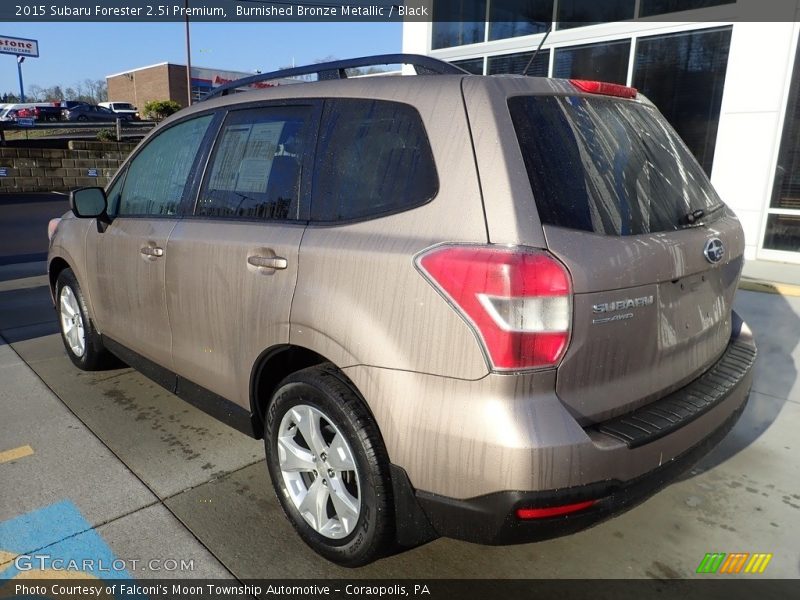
[70, 187, 108, 220]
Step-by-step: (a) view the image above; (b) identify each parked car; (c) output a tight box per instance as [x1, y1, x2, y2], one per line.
[0, 102, 61, 122]
[47, 54, 756, 567]
[17, 104, 62, 122]
[64, 104, 132, 122]
[0, 106, 18, 122]
[99, 101, 140, 120]
[60, 100, 85, 110]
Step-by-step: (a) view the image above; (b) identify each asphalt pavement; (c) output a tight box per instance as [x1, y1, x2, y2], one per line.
[0, 193, 68, 266]
[0, 211, 798, 581]
[1, 265, 798, 580]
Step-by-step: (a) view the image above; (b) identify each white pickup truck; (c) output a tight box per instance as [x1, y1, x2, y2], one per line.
[98, 102, 139, 120]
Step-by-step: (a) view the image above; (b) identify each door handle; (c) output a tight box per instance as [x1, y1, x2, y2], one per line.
[248, 255, 288, 270]
[140, 246, 164, 257]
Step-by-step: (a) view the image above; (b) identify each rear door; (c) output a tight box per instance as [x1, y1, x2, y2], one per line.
[505, 91, 744, 423]
[165, 102, 319, 409]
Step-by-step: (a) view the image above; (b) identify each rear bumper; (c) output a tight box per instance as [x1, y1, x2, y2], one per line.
[410, 314, 756, 545]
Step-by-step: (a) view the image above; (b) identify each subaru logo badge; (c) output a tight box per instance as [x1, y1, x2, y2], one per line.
[704, 238, 725, 264]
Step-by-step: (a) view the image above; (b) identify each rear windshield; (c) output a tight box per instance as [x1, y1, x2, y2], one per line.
[508, 95, 723, 236]
[114, 103, 135, 110]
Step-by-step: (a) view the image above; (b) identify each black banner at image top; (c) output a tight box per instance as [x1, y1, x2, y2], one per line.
[1, 0, 799, 22]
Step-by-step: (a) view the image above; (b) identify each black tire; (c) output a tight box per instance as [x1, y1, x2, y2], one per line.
[264, 364, 394, 567]
[55, 268, 112, 370]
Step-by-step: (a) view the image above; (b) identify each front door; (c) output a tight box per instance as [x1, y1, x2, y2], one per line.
[85, 114, 215, 370]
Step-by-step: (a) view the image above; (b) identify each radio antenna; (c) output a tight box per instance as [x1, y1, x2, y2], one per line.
[522, 23, 553, 76]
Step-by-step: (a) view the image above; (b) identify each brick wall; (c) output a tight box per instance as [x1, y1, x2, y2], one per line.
[0, 141, 136, 193]
[108, 63, 189, 110]
[107, 73, 139, 107]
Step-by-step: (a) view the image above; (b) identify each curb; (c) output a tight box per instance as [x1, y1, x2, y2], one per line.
[739, 278, 800, 297]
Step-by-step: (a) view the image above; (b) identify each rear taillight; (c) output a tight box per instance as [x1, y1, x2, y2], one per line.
[570, 79, 637, 99]
[416, 245, 572, 371]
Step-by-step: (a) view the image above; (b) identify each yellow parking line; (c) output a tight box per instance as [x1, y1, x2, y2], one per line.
[739, 279, 800, 297]
[0, 445, 34, 465]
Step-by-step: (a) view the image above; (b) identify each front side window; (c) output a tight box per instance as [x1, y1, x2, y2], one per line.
[116, 115, 212, 217]
[196, 106, 310, 220]
[105, 168, 127, 216]
[311, 99, 438, 222]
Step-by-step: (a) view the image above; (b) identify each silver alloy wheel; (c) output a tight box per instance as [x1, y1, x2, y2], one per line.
[277, 404, 361, 539]
[59, 285, 86, 358]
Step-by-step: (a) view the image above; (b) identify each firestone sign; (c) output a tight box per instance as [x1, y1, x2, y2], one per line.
[0, 35, 39, 58]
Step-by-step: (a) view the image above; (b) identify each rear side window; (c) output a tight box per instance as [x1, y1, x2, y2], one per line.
[311, 99, 438, 222]
[508, 95, 723, 236]
[116, 115, 212, 217]
[196, 106, 310, 220]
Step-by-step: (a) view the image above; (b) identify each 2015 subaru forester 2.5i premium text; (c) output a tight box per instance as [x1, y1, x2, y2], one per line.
[47, 55, 756, 567]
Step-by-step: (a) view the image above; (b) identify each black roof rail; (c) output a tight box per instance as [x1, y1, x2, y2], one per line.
[202, 53, 469, 101]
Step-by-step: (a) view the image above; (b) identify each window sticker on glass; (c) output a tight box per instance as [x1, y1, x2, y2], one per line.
[198, 107, 309, 220]
[209, 122, 284, 194]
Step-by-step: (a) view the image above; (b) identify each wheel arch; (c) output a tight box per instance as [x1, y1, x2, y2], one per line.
[250, 344, 338, 438]
[48, 256, 71, 299]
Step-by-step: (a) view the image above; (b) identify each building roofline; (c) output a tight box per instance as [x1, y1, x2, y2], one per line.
[106, 62, 172, 79]
[107, 62, 259, 80]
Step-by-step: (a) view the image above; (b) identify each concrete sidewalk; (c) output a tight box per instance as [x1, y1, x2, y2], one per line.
[0, 262, 232, 581]
[1, 259, 798, 579]
[741, 260, 800, 296]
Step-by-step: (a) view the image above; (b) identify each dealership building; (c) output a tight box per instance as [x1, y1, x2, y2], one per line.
[404, 1, 800, 263]
[106, 63, 297, 109]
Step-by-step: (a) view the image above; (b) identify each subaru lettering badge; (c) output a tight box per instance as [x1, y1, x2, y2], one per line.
[704, 238, 725, 264]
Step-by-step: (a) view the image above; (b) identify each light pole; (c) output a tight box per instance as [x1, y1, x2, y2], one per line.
[185, 0, 192, 105]
[16, 55, 25, 102]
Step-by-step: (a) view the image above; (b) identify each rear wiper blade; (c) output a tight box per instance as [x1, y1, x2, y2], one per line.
[683, 203, 725, 226]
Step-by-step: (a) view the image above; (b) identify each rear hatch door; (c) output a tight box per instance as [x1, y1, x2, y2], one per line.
[507, 90, 744, 424]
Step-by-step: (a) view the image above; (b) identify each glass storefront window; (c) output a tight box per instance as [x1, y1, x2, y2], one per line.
[489, 0, 553, 41]
[632, 27, 732, 175]
[763, 214, 800, 252]
[639, 0, 735, 17]
[451, 58, 485, 74]
[487, 49, 550, 77]
[553, 39, 631, 84]
[556, 0, 636, 30]
[771, 41, 800, 212]
[765, 39, 800, 252]
[431, 1, 487, 49]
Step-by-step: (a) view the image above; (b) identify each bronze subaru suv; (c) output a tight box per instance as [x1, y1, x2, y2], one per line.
[47, 55, 756, 566]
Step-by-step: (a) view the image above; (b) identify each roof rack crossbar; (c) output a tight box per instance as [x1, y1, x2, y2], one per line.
[202, 54, 468, 100]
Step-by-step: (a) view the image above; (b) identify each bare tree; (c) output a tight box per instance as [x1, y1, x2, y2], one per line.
[20, 78, 109, 105]
[43, 85, 64, 101]
[26, 84, 43, 101]
[95, 79, 108, 102]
